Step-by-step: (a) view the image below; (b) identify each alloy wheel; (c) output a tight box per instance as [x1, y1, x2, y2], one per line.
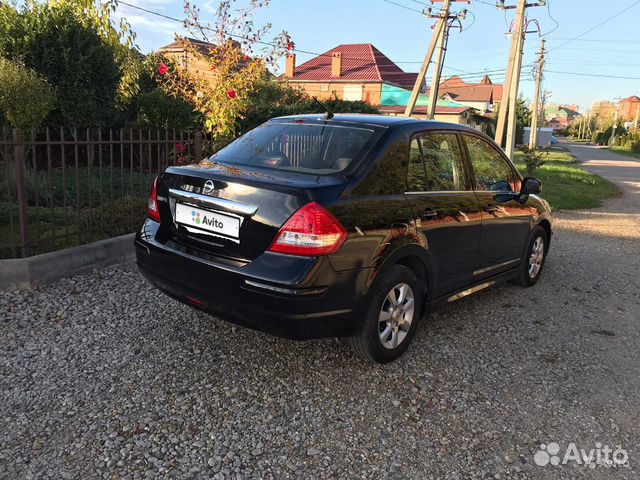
[528, 236, 545, 279]
[378, 283, 415, 349]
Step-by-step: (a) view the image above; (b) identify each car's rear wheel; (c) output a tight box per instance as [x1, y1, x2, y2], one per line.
[350, 265, 422, 363]
[514, 226, 548, 287]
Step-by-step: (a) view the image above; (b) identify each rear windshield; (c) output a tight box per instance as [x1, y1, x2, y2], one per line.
[209, 121, 378, 174]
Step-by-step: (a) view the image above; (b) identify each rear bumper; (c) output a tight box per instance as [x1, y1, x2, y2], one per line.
[135, 221, 370, 339]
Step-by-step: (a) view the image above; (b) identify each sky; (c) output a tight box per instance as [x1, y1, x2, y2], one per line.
[115, 0, 640, 112]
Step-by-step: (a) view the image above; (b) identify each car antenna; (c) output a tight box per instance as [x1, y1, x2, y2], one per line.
[312, 96, 334, 119]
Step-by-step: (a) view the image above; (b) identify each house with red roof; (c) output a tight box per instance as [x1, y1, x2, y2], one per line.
[619, 95, 640, 122]
[281, 43, 481, 125]
[429, 75, 503, 113]
[157, 38, 252, 85]
[281, 44, 419, 104]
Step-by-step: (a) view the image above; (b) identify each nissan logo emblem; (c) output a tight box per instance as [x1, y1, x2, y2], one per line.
[203, 180, 215, 194]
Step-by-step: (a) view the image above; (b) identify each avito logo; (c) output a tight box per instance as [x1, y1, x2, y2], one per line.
[191, 210, 223, 229]
[201, 215, 224, 229]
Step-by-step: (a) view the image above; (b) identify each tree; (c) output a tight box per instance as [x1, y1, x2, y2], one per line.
[0, 1, 125, 128]
[494, 95, 531, 146]
[0, 58, 57, 131]
[154, 0, 293, 141]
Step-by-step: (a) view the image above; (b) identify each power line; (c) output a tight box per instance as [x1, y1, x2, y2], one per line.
[548, 0, 640, 52]
[546, 38, 640, 44]
[545, 70, 640, 80]
[540, 0, 559, 37]
[116, 0, 422, 64]
[381, 0, 426, 14]
[115, 0, 532, 88]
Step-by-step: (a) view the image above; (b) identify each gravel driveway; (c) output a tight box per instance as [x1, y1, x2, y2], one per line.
[1, 143, 639, 479]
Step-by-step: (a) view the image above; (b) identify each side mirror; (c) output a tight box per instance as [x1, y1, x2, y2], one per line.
[521, 177, 542, 195]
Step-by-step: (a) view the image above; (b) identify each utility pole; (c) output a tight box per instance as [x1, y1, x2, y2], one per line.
[577, 115, 584, 141]
[528, 38, 545, 150]
[425, 7, 467, 119]
[611, 108, 619, 146]
[539, 90, 550, 130]
[405, 0, 469, 118]
[494, 0, 526, 149]
[611, 97, 621, 146]
[425, 15, 449, 119]
[494, 0, 545, 159]
[634, 106, 639, 130]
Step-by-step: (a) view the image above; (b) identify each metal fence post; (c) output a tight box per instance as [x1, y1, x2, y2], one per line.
[194, 130, 203, 161]
[12, 129, 29, 257]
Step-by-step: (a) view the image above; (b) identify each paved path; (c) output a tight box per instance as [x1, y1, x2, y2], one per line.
[557, 141, 640, 239]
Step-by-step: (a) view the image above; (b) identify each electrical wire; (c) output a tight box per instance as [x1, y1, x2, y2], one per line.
[463, 9, 476, 31]
[545, 70, 640, 80]
[114, 0, 533, 87]
[547, 38, 640, 45]
[540, 0, 559, 37]
[115, 0, 414, 64]
[548, 0, 640, 52]
[381, 0, 425, 14]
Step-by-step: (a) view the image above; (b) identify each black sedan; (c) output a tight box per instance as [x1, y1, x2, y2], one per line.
[136, 114, 552, 363]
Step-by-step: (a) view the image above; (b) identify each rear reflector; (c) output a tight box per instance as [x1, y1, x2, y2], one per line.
[268, 202, 347, 256]
[148, 177, 160, 222]
[185, 294, 205, 307]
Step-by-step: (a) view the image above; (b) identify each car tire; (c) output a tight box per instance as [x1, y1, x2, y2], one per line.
[514, 226, 548, 287]
[349, 265, 422, 363]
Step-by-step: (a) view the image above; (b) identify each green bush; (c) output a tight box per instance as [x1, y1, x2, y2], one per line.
[0, 2, 121, 128]
[0, 57, 56, 131]
[134, 90, 201, 131]
[517, 145, 547, 176]
[631, 141, 640, 154]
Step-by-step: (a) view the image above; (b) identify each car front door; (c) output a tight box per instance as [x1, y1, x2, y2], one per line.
[461, 133, 532, 279]
[404, 130, 482, 298]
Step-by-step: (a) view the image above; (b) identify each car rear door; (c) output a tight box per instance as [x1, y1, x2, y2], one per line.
[461, 133, 532, 278]
[403, 130, 482, 298]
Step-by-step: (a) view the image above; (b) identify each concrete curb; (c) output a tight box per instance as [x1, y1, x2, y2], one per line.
[0, 233, 135, 291]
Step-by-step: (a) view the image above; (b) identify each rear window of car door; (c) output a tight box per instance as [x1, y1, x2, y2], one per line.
[407, 132, 468, 191]
[462, 134, 519, 192]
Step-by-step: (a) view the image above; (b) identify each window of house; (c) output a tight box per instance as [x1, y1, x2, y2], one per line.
[343, 85, 364, 101]
[462, 134, 519, 192]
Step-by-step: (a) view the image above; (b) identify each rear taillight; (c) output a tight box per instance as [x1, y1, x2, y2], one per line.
[268, 202, 347, 256]
[148, 177, 161, 222]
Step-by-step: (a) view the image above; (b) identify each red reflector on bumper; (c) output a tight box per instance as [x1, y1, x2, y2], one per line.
[185, 295, 205, 307]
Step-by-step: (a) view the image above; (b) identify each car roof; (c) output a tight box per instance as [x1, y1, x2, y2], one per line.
[272, 113, 478, 132]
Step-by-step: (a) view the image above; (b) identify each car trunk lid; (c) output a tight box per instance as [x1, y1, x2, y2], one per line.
[156, 162, 345, 261]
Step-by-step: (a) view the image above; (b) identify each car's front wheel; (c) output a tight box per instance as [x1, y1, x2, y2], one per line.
[350, 265, 422, 363]
[514, 225, 548, 287]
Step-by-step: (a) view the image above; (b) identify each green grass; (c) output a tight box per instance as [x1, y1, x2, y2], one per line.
[512, 145, 620, 210]
[513, 146, 578, 165]
[0, 197, 146, 258]
[514, 161, 620, 211]
[610, 146, 640, 160]
[0, 165, 154, 258]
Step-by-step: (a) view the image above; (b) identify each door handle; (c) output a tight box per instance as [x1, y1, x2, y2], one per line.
[420, 208, 438, 219]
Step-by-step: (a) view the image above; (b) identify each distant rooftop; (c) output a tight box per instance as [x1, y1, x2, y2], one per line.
[283, 43, 419, 90]
[428, 75, 503, 105]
